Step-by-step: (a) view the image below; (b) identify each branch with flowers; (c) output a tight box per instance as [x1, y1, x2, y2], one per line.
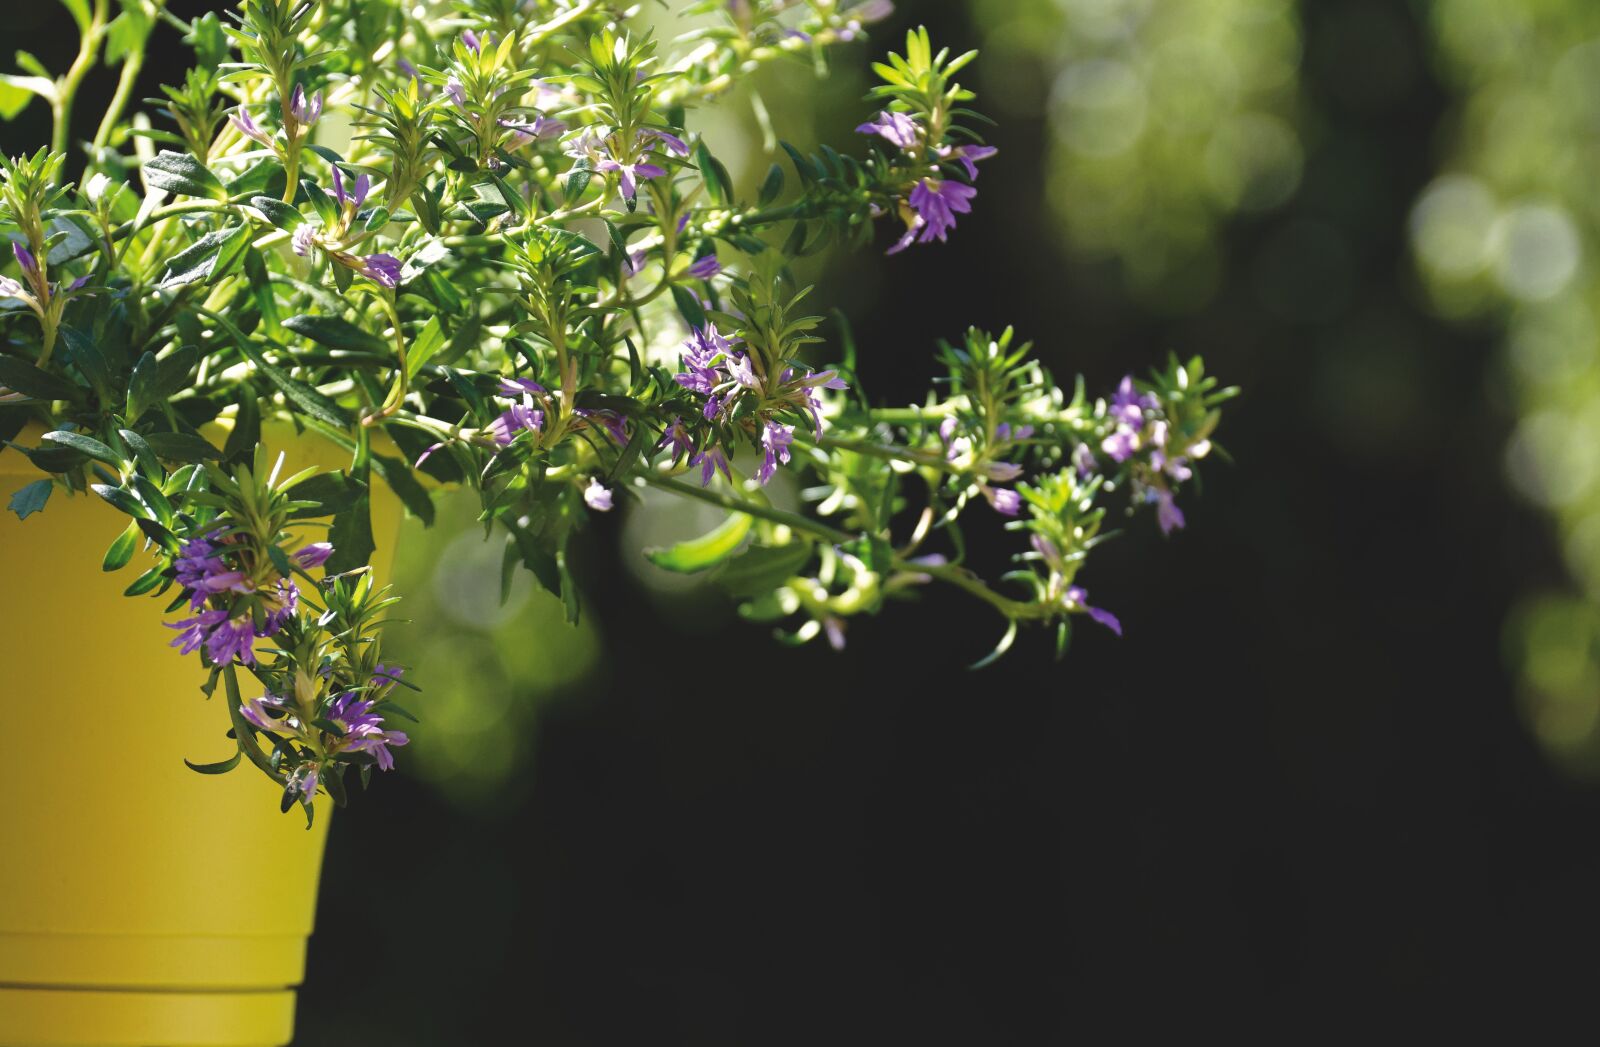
[0, 0, 1233, 820]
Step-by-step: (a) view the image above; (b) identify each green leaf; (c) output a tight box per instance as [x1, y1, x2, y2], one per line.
[505, 519, 561, 597]
[142, 430, 221, 462]
[91, 483, 149, 518]
[714, 541, 813, 598]
[184, 751, 242, 775]
[223, 387, 260, 465]
[153, 344, 201, 400]
[283, 314, 390, 356]
[758, 162, 785, 206]
[557, 542, 581, 625]
[969, 620, 1018, 670]
[143, 150, 227, 200]
[285, 472, 367, 518]
[250, 195, 304, 231]
[158, 225, 250, 289]
[370, 452, 434, 525]
[42, 430, 120, 466]
[7, 478, 51, 520]
[104, 2, 153, 65]
[0, 77, 46, 120]
[219, 320, 353, 428]
[0, 356, 78, 401]
[125, 351, 158, 422]
[645, 513, 752, 573]
[118, 429, 158, 476]
[124, 564, 166, 596]
[57, 0, 90, 33]
[405, 316, 444, 379]
[565, 156, 592, 200]
[324, 494, 375, 574]
[59, 327, 116, 402]
[670, 284, 706, 331]
[12, 443, 86, 472]
[102, 519, 140, 571]
[695, 141, 732, 207]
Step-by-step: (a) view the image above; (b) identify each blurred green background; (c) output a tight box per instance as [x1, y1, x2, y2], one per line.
[13, 0, 1600, 1038]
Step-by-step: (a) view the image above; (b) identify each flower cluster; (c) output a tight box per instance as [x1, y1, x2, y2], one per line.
[166, 528, 327, 666]
[242, 680, 410, 802]
[855, 30, 998, 253]
[0, 1, 1231, 811]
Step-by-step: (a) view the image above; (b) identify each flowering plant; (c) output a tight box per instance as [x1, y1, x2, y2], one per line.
[0, 0, 1232, 821]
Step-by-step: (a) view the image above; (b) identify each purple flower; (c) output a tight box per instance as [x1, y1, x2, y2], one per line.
[288, 85, 322, 129]
[981, 485, 1022, 517]
[499, 376, 545, 397]
[289, 762, 319, 800]
[446, 76, 467, 110]
[639, 127, 690, 158]
[205, 614, 259, 665]
[579, 409, 629, 446]
[360, 253, 403, 287]
[173, 530, 247, 607]
[659, 416, 694, 463]
[294, 542, 334, 569]
[584, 478, 614, 511]
[686, 253, 721, 280]
[727, 352, 760, 391]
[620, 247, 648, 280]
[823, 617, 847, 651]
[782, 368, 848, 438]
[501, 113, 568, 146]
[856, 110, 920, 150]
[229, 109, 275, 148]
[291, 225, 317, 257]
[373, 664, 405, 688]
[1154, 489, 1186, 535]
[263, 577, 299, 635]
[487, 401, 543, 446]
[675, 364, 715, 396]
[1072, 442, 1097, 479]
[943, 143, 998, 180]
[906, 178, 976, 245]
[1100, 428, 1138, 463]
[1110, 376, 1154, 428]
[324, 691, 409, 771]
[839, 0, 894, 36]
[1066, 586, 1122, 636]
[12, 242, 37, 277]
[241, 692, 293, 733]
[0, 274, 25, 299]
[598, 158, 666, 202]
[167, 609, 228, 656]
[986, 461, 1023, 482]
[330, 167, 371, 211]
[757, 420, 794, 485]
[691, 445, 732, 486]
[462, 28, 482, 53]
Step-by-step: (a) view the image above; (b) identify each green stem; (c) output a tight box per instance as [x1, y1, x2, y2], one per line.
[222, 663, 288, 785]
[51, 0, 109, 157]
[809, 433, 961, 473]
[639, 471, 854, 545]
[914, 561, 1043, 620]
[91, 47, 143, 153]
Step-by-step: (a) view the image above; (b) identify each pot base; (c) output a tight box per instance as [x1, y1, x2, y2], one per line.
[0, 986, 293, 1046]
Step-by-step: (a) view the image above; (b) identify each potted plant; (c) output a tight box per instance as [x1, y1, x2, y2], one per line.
[0, 1, 1232, 1043]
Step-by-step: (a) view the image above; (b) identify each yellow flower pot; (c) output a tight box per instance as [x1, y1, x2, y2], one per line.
[0, 425, 401, 1047]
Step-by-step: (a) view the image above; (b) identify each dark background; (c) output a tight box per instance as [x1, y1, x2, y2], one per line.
[11, 0, 1599, 1041]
